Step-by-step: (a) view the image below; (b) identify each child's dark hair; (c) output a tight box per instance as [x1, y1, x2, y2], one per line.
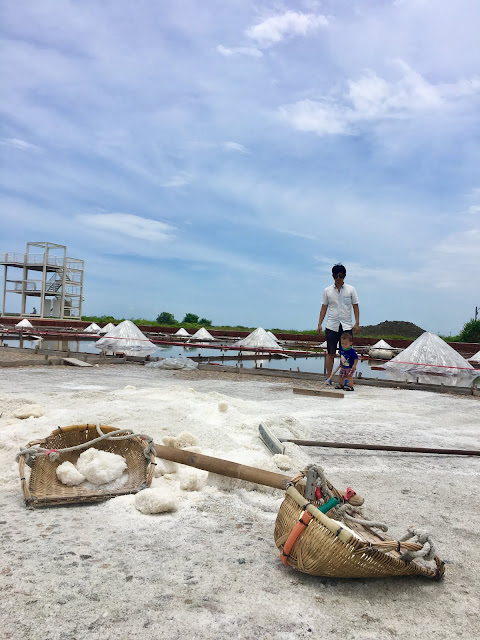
[341, 332, 353, 343]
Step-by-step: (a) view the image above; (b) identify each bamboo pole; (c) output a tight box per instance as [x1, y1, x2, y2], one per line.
[154, 444, 291, 490]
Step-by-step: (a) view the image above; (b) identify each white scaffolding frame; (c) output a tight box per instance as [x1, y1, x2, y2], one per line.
[0, 242, 84, 319]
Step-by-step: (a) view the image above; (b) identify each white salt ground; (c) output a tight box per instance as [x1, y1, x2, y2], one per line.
[0, 365, 479, 640]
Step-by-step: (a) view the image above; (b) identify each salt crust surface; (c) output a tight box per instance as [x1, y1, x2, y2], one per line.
[0, 366, 479, 640]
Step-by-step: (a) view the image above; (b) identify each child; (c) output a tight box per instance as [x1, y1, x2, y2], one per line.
[336, 333, 358, 391]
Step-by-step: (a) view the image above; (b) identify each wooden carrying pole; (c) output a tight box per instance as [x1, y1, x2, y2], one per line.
[154, 444, 292, 490]
[279, 439, 480, 457]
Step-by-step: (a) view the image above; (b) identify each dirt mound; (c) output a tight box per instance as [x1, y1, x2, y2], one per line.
[358, 320, 425, 338]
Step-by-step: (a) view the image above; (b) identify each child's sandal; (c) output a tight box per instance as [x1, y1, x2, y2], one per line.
[335, 384, 344, 389]
[344, 384, 354, 391]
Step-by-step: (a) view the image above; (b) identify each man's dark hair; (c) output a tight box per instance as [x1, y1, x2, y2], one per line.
[332, 263, 346, 276]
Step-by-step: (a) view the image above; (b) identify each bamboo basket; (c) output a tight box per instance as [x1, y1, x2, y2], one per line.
[274, 481, 445, 580]
[18, 424, 155, 508]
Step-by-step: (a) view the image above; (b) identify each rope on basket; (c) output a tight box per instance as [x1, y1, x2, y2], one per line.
[398, 526, 436, 561]
[16, 423, 156, 467]
[335, 503, 389, 532]
[301, 464, 389, 532]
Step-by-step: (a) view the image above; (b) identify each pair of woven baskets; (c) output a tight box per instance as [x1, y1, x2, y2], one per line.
[18, 424, 155, 508]
[274, 481, 444, 580]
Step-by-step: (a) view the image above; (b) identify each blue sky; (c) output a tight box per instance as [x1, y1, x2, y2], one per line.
[1, 0, 479, 334]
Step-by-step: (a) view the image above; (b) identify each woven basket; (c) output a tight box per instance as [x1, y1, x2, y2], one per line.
[18, 424, 155, 508]
[274, 481, 444, 580]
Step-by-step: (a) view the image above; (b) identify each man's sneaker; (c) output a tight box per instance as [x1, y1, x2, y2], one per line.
[323, 378, 333, 386]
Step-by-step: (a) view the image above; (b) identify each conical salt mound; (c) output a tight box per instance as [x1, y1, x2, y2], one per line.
[191, 327, 214, 341]
[371, 339, 393, 349]
[236, 328, 280, 350]
[99, 322, 116, 334]
[84, 323, 101, 333]
[15, 319, 33, 329]
[384, 332, 475, 375]
[95, 320, 156, 356]
[267, 331, 279, 342]
[174, 328, 190, 337]
[469, 349, 480, 363]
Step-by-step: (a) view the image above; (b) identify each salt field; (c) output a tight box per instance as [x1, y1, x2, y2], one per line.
[1, 363, 479, 640]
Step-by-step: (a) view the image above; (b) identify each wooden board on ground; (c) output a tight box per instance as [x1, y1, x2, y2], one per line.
[61, 357, 93, 367]
[293, 387, 344, 399]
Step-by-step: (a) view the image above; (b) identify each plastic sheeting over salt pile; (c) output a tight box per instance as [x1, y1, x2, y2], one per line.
[84, 323, 101, 333]
[191, 327, 214, 341]
[236, 328, 280, 350]
[95, 320, 157, 356]
[384, 331, 476, 376]
[174, 327, 191, 337]
[99, 322, 116, 334]
[15, 319, 33, 329]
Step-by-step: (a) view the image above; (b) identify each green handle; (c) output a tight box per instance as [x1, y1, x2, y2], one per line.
[318, 497, 340, 513]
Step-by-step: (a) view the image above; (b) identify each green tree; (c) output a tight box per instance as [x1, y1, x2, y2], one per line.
[459, 319, 480, 343]
[156, 311, 177, 325]
[182, 313, 199, 324]
[199, 317, 212, 326]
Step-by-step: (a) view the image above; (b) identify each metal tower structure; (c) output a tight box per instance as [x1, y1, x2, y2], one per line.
[0, 242, 84, 319]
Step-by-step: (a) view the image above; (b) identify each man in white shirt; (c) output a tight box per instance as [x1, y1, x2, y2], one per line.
[317, 263, 360, 378]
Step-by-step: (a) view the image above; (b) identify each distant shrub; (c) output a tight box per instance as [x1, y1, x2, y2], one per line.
[183, 313, 199, 323]
[156, 312, 177, 325]
[459, 319, 480, 343]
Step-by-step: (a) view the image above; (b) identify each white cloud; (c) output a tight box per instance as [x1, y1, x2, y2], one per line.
[0, 137, 39, 150]
[246, 11, 328, 46]
[78, 213, 175, 242]
[279, 62, 480, 136]
[278, 99, 349, 136]
[223, 141, 248, 153]
[160, 173, 191, 188]
[216, 45, 262, 58]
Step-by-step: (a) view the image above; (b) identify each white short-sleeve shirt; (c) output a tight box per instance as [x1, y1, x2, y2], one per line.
[322, 283, 359, 331]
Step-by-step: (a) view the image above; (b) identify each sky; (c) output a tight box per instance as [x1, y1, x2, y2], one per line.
[1, 0, 479, 334]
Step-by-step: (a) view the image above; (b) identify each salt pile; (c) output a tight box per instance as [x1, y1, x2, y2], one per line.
[384, 331, 476, 375]
[84, 322, 101, 333]
[56, 461, 85, 486]
[134, 487, 178, 514]
[76, 448, 127, 484]
[469, 349, 480, 363]
[174, 327, 190, 337]
[371, 339, 393, 349]
[191, 327, 214, 341]
[236, 327, 280, 350]
[15, 318, 33, 329]
[147, 356, 197, 370]
[99, 322, 116, 334]
[95, 319, 157, 356]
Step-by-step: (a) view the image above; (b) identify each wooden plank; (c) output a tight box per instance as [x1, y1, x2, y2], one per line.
[293, 387, 344, 399]
[61, 357, 93, 367]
